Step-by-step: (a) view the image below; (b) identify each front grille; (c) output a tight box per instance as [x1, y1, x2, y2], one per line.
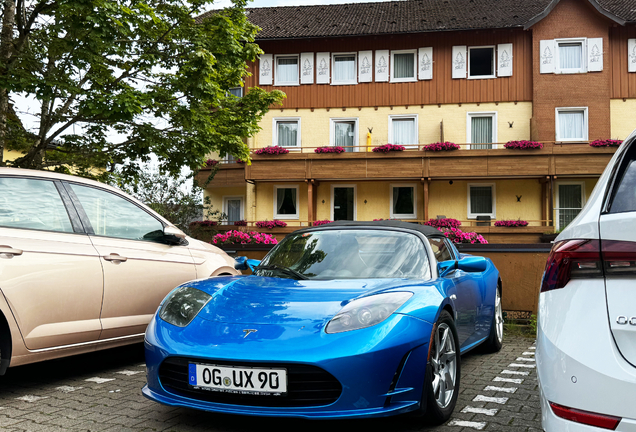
[158, 357, 342, 407]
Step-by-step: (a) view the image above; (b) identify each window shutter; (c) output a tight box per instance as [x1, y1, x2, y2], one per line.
[316, 52, 330, 84]
[629, 39, 636, 73]
[451, 46, 467, 79]
[375, 49, 389, 82]
[540, 40, 555, 74]
[497, 43, 513, 77]
[259, 54, 273, 85]
[300, 53, 314, 84]
[358, 51, 373, 82]
[587, 38, 603, 72]
[418, 47, 433, 80]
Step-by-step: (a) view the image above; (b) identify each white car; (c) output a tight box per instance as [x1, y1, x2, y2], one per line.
[537, 129, 636, 431]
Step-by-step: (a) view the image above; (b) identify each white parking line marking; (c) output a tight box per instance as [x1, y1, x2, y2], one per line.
[501, 369, 530, 375]
[508, 363, 536, 368]
[116, 370, 141, 376]
[85, 377, 115, 384]
[448, 419, 487, 430]
[516, 357, 535, 362]
[56, 386, 83, 393]
[473, 395, 509, 404]
[16, 395, 49, 403]
[522, 352, 535, 356]
[484, 386, 517, 393]
[137, 363, 146, 367]
[529, 346, 536, 350]
[462, 406, 498, 416]
[494, 376, 524, 384]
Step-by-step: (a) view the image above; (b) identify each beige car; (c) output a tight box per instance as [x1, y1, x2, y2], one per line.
[0, 168, 239, 374]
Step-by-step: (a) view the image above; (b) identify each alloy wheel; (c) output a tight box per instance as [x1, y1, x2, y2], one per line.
[495, 289, 503, 343]
[430, 322, 457, 409]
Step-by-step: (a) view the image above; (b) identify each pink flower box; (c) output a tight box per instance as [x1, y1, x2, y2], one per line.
[372, 144, 406, 153]
[212, 230, 278, 246]
[589, 139, 622, 147]
[255, 220, 288, 229]
[504, 140, 543, 150]
[423, 142, 460, 152]
[254, 146, 290, 155]
[315, 147, 345, 154]
[494, 220, 529, 227]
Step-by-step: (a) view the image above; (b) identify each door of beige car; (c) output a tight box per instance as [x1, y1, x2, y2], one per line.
[65, 183, 197, 339]
[0, 177, 104, 350]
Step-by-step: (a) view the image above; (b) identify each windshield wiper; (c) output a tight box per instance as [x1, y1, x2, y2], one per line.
[254, 264, 309, 280]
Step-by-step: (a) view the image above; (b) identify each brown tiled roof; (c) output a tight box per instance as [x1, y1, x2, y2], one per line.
[196, 0, 636, 39]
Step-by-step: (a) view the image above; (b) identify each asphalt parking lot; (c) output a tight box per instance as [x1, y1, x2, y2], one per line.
[0, 333, 540, 432]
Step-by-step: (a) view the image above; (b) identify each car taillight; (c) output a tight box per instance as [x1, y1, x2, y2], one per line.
[540, 239, 602, 292]
[602, 240, 636, 275]
[549, 402, 621, 430]
[541, 239, 636, 292]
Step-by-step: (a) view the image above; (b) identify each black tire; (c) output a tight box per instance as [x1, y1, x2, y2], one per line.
[482, 286, 503, 353]
[422, 310, 461, 425]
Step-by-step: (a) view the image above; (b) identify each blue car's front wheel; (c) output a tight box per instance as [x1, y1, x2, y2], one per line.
[423, 310, 460, 424]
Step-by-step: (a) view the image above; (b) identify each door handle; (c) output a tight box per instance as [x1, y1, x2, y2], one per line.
[0, 245, 23, 258]
[103, 254, 128, 263]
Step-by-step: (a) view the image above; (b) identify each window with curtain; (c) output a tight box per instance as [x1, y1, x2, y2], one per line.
[333, 55, 356, 84]
[392, 52, 415, 80]
[228, 87, 243, 97]
[557, 110, 585, 141]
[469, 185, 494, 217]
[557, 184, 583, 229]
[225, 198, 242, 224]
[275, 187, 298, 218]
[275, 56, 298, 85]
[392, 186, 415, 218]
[391, 117, 417, 146]
[558, 42, 583, 71]
[276, 121, 299, 147]
[470, 115, 494, 149]
[468, 47, 495, 77]
[334, 121, 355, 152]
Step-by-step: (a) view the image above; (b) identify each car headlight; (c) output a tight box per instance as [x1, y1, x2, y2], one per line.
[325, 292, 413, 334]
[159, 286, 212, 327]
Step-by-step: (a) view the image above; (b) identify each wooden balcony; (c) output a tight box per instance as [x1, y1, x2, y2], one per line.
[196, 142, 617, 187]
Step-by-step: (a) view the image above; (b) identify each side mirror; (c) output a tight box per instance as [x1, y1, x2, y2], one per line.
[163, 226, 186, 245]
[437, 260, 457, 277]
[234, 257, 261, 271]
[457, 256, 488, 273]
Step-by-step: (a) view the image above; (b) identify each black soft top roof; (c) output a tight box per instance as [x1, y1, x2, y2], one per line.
[296, 220, 442, 238]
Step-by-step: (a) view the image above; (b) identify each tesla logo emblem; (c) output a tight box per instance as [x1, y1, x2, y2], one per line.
[616, 316, 636, 325]
[242, 329, 257, 338]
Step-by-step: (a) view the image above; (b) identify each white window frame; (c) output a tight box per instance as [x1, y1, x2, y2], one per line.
[468, 46, 496, 79]
[555, 181, 586, 230]
[390, 49, 418, 83]
[329, 117, 359, 151]
[331, 52, 358, 85]
[467, 183, 496, 219]
[330, 184, 357, 221]
[555, 38, 587, 74]
[222, 196, 244, 224]
[388, 114, 418, 149]
[274, 54, 300, 86]
[466, 112, 498, 149]
[272, 117, 301, 149]
[273, 185, 300, 220]
[228, 87, 243, 97]
[555, 107, 588, 142]
[390, 183, 417, 219]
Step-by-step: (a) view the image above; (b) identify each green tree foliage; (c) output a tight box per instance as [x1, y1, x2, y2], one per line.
[0, 0, 284, 181]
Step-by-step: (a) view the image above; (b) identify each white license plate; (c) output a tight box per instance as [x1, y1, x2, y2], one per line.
[188, 363, 287, 395]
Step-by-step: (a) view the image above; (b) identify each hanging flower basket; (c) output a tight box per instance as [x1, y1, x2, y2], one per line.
[372, 144, 405, 153]
[424, 218, 461, 229]
[315, 146, 345, 154]
[504, 140, 543, 150]
[212, 230, 278, 245]
[255, 220, 287, 229]
[494, 219, 529, 227]
[313, 219, 333, 226]
[423, 142, 460, 152]
[254, 146, 290, 155]
[589, 139, 622, 148]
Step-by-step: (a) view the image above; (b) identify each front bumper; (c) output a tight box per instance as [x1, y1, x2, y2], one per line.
[143, 312, 433, 419]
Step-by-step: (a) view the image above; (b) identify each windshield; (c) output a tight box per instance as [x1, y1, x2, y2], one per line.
[257, 229, 431, 280]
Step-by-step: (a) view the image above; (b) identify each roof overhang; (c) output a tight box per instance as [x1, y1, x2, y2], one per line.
[524, 0, 626, 29]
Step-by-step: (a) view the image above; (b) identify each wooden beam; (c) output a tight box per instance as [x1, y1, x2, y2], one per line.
[549, 176, 554, 227]
[423, 178, 430, 221]
[307, 180, 316, 224]
[541, 181, 547, 227]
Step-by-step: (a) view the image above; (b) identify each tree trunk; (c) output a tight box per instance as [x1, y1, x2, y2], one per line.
[0, 0, 17, 166]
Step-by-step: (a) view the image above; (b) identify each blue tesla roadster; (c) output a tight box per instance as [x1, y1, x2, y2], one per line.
[143, 220, 503, 423]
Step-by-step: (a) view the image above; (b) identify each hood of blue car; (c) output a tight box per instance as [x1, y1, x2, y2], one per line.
[195, 276, 421, 326]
